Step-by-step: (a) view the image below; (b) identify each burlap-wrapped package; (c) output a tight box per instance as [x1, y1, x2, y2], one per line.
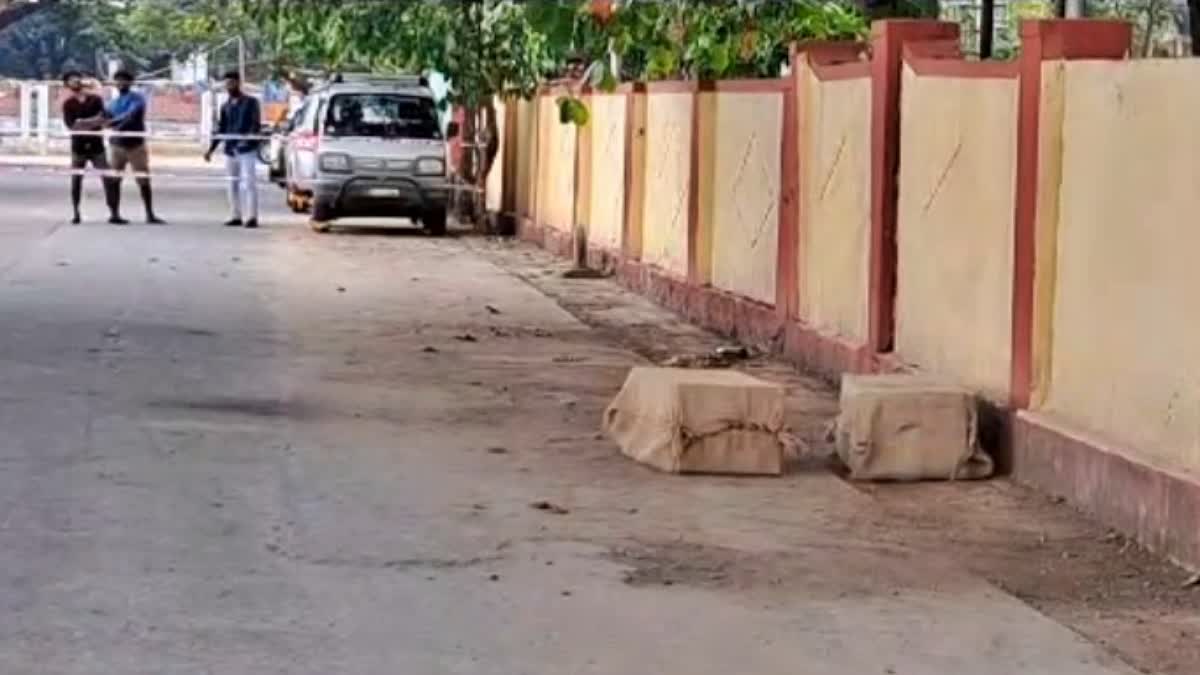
[602, 367, 785, 475]
[836, 374, 993, 481]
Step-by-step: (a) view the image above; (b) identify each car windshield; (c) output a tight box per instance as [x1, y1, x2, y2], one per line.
[324, 93, 441, 140]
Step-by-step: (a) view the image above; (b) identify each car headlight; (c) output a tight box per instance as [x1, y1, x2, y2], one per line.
[414, 157, 445, 176]
[319, 152, 351, 172]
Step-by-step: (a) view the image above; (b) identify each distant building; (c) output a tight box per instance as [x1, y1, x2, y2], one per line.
[170, 52, 208, 85]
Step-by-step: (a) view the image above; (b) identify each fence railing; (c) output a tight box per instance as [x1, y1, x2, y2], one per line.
[0, 79, 295, 154]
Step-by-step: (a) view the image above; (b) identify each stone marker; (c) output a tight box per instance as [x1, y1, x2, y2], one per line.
[602, 367, 785, 475]
[836, 374, 993, 481]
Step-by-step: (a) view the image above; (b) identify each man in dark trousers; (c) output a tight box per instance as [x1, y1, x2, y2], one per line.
[204, 70, 261, 228]
[60, 71, 121, 225]
[105, 70, 166, 224]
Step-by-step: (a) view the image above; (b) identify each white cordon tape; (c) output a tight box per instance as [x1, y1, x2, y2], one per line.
[0, 129, 460, 143]
[0, 163, 483, 192]
[0, 129, 275, 141]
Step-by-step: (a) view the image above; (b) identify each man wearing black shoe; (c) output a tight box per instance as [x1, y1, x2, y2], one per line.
[60, 71, 123, 225]
[204, 71, 262, 228]
[106, 70, 166, 225]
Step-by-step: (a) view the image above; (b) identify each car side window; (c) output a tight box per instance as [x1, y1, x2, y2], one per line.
[286, 103, 306, 133]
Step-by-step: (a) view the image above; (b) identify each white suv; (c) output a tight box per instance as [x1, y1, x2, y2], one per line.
[283, 75, 457, 235]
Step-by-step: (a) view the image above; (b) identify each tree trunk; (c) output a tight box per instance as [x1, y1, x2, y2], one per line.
[478, 100, 499, 192]
[1142, 0, 1164, 57]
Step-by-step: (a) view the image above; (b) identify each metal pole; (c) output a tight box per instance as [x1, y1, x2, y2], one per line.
[1065, 0, 1085, 18]
[238, 36, 246, 82]
[980, 0, 995, 58]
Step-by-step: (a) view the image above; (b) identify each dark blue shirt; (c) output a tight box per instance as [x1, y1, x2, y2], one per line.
[106, 90, 147, 149]
[215, 95, 262, 156]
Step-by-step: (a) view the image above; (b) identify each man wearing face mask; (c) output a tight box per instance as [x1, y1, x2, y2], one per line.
[106, 70, 166, 225]
[60, 71, 122, 225]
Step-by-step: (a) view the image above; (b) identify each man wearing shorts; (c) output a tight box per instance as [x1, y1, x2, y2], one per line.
[60, 71, 121, 225]
[106, 70, 165, 224]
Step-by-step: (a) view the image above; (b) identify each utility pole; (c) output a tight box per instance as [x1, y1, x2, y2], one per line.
[237, 35, 246, 82]
[979, 0, 995, 58]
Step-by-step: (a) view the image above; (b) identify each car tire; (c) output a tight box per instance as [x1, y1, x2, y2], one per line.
[312, 199, 336, 224]
[286, 187, 309, 214]
[309, 219, 331, 233]
[423, 208, 448, 237]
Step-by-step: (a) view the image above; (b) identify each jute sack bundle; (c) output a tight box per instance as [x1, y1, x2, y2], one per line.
[602, 367, 786, 475]
[836, 374, 994, 481]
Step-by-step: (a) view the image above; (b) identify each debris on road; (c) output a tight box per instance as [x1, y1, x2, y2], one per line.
[486, 446, 508, 455]
[561, 267, 608, 280]
[660, 353, 732, 369]
[485, 304, 502, 315]
[488, 574, 500, 582]
[714, 344, 751, 360]
[455, 333, 478, 342]
[337, 286, 347, 293]
[1181, 573, 1200, 588]
[530, 500, 570, 515]
[421, 346, 439, 353]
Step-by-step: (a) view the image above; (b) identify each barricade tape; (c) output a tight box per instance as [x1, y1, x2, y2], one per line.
[0, 129, 468, 144]
[0, 163, 484, 192]
[0, 129, 273, 141]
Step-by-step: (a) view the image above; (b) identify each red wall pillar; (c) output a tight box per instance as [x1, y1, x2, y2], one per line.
[1008, 19, 1132, 409]
[867, 19, 960, 355]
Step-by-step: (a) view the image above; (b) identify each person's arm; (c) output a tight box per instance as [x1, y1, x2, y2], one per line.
[241, 98, 261, 150]
[62, 102, 81, 134]
[206, 104, 226, 158]
[108, 93, 146, 128]
[72, 99, 105, 131]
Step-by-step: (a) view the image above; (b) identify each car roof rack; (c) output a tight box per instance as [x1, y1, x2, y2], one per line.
[328, 73, 427, 88]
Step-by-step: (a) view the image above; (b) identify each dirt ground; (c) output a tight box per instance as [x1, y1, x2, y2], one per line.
[473, 237, 1200, 675]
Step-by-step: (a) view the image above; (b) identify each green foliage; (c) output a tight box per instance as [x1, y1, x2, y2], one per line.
[556, 95, 590, 125]
[586, 0, 868, 82]
[67, 0, 261, 65]
[0, 2, 108, 78]
[36, 0, 870, 127]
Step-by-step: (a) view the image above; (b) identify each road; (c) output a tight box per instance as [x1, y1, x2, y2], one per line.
[0, 167, 1145, 674]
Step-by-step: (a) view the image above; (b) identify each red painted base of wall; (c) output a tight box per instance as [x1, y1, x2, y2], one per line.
[517, 219, 574, 259]
[1014, 411, 1200, 570]
[516, 216, 874, 383]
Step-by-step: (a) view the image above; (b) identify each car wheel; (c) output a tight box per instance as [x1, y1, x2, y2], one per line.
[309, 219, 331, 233]
[423, 208, 448, 237]
[311, 199, 336, 229]
[286, 187, 309, 214]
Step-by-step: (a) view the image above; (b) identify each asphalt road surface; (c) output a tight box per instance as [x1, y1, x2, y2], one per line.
[0, 168, 1142, 674]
